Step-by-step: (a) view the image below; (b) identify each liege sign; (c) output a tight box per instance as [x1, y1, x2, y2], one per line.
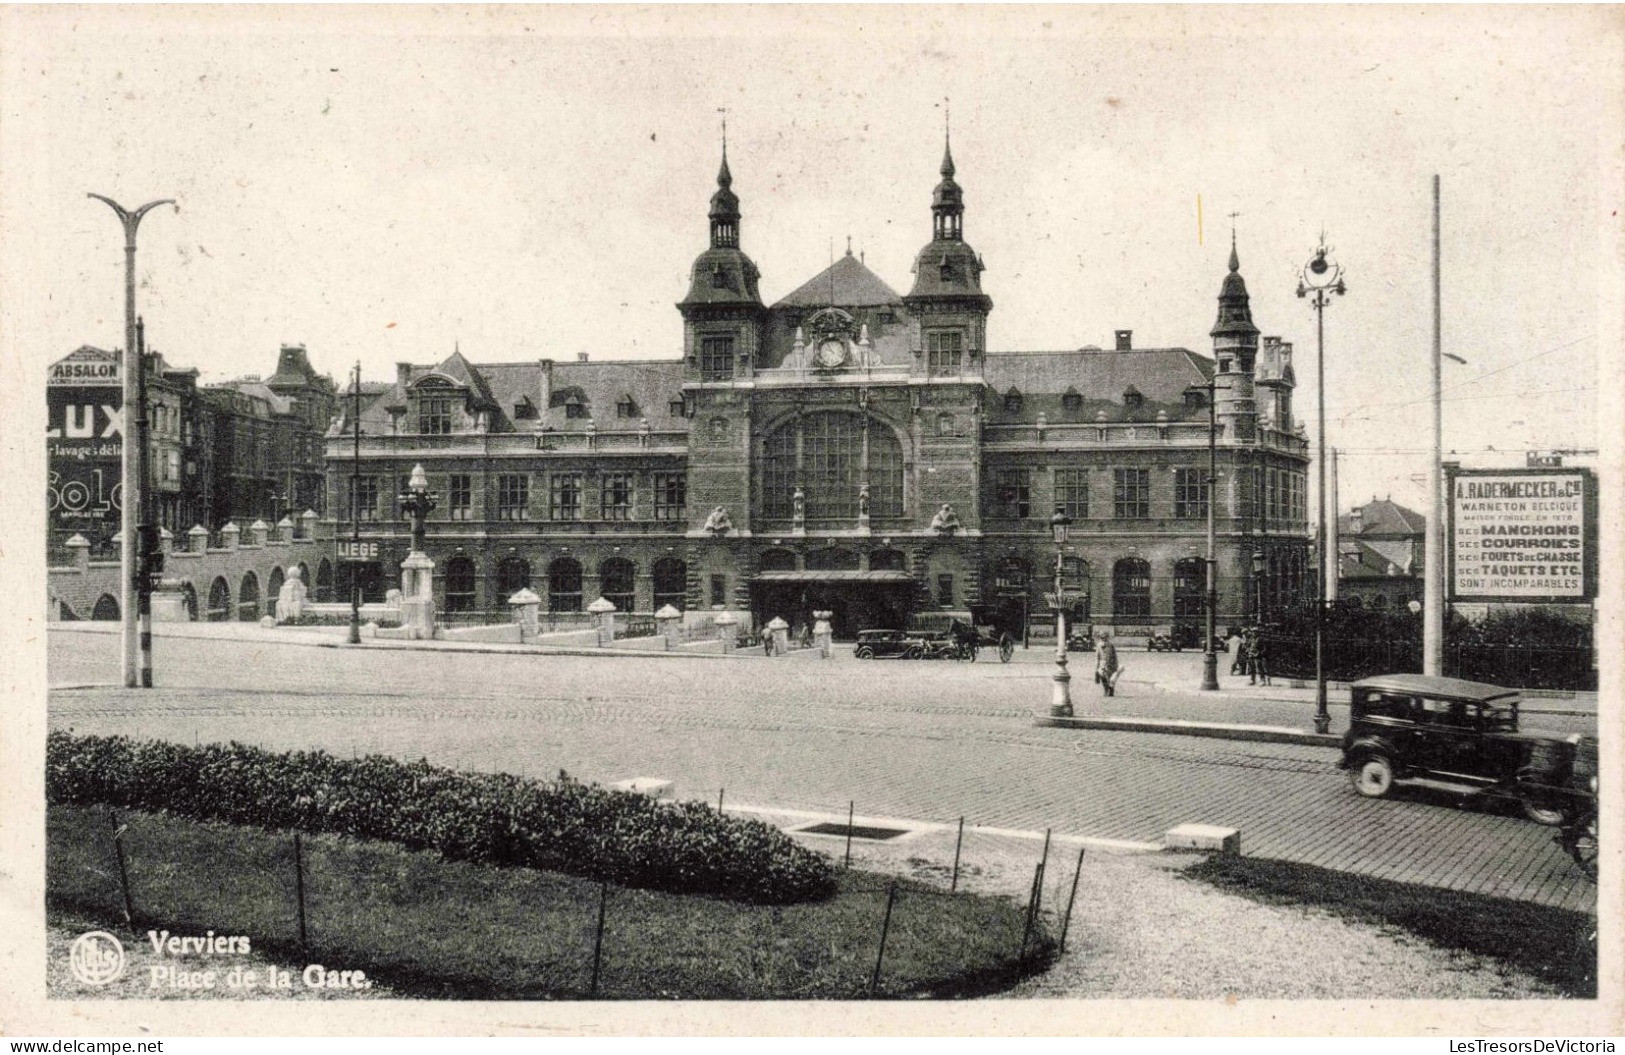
[1448, 468, 1596, 602]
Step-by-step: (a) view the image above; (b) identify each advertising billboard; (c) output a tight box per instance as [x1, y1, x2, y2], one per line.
[47, 347, 124, 548]
[1447, 466, 1597, 603]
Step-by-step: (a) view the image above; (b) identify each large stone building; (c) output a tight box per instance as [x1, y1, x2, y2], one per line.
[320, 138, 1313, 636]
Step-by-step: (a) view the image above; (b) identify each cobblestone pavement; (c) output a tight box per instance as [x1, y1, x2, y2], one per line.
[47, 626, 1597, 912]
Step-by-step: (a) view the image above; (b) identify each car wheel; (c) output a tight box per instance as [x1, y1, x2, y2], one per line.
[905, 646, 923, 660]
[1520, 797, 1568, 827]
[1570, 812, 1599, 880]
[999, 637, 1014, 663]
[1351, 755, 1396, 799]
[854, 647, 874, 660]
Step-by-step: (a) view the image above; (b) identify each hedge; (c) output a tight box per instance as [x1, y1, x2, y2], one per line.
[46, 731, 837, 905]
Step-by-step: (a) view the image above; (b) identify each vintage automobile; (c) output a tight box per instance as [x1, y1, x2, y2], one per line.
[852, 628, 926, 660]
[1339, 673, 1584, 825]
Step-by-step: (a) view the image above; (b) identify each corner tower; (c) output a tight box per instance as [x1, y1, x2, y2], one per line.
[1210, 235, 1259, 440]
[902, 133, 992, 378]
[678, 144, 766, 382]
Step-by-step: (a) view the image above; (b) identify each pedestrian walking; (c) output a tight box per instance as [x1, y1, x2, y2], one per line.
[1228, 628, 1246, 676]
[1251, 629, 1271, 687]
[1095, 631, 1120, 697]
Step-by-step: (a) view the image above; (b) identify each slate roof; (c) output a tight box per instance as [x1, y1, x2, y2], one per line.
[772, 252, 904, 309]
[1338, 497, 1426, 537]
[1339, 538, 1418, 580]
[981, 348, 1215, 425]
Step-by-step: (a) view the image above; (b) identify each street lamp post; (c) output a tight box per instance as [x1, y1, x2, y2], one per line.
[1252, 549, 1266, 626]
[347, 362, 363, 645]
[89, 193, 174, 690]
[1202, 378, 1220, 691]
[1298, 236, 1346, 735]
[1049, 507, 1075, 717]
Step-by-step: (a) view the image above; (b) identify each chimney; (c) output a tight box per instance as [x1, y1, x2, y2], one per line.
[396, 362, 413, 386]
[1350, 507, 1364, 534]
[538, 359, 554, 419]
[578, 352, 590, 362]
[1114, 329, 1132, 351]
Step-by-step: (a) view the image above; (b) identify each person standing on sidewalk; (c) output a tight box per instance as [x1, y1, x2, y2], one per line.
[1095, 631, 1120, 697]
[1251, 629, 1272, 687]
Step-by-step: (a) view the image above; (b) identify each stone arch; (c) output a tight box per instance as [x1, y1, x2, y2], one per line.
[869, 548, 906, 572]
[760, 410, 906, 519]
[1112, 558, 1152, 621]
[268, 567, 286, 618]
[1173, 557, 1206, 621]
[495, 555, 531, 600]
[179, 581, 198, 621]
[758, 548, 797, 572]
[652, 556, 687, 611]
[207, 576, 232, 622]
[91, 593, 120, 621]
[549, 557, 583, 612]
[805, 547, 860, 572]
[315, 558, 333, 603]
[239, 571, 260, 621]
[599, 556, 636, 612]
[444, 555, 478, 613]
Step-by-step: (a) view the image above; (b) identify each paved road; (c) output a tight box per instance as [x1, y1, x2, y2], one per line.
[47, 626, 1596, 911]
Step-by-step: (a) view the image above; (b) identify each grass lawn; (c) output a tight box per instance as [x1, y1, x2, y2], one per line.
[1180, 855, 1596, 998]
[48, 804, 1054, 1000]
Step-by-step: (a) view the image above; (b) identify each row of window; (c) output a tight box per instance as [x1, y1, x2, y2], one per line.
[441, 555, 689, 614]
[346, 472, 687, 523]
[990, 468, 1211, 521]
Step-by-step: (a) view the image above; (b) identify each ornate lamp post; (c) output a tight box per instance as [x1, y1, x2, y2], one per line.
[399, 464, 438, 554]
[347, 362, 363, 645]
[1049, 507, 1075, 717]
[89, 193, 174, 689]
[1298, 236, 1346, 735]
[1252, 549, 1266, 626]
[396, 463, 440, 641]
[1201, 378, 1220, 691]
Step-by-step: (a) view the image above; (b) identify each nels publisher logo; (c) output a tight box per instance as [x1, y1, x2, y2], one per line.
[68, 930, 126, 986]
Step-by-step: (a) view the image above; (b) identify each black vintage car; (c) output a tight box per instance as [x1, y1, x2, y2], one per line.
[1339, 673, 1583, 825]
[852, 629, 926, 660]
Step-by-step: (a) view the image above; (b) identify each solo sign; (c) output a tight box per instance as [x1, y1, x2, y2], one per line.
[1447, 467, 1597, 603]
[46, 348, 124, 541]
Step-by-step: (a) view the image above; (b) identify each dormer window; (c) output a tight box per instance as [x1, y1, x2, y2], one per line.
[1061, 388, 1083, 414]
[419, 395, 453, 434]
[564, 394, 587, 420]
[616, 395, 637, 419]
[1184, 389, 1207, 411]
[513, 396, 539, 421]
[669, 398, 686, 418]
[1003, 387, 1023, 413]
[1123, 386, 1144, 410]
[711, 263, 728, 289]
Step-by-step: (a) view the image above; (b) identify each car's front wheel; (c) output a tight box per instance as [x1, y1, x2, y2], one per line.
[1351, 755, 1396, 799]
[1519, 796, 1568, 827]
[854, 647, 874, 660]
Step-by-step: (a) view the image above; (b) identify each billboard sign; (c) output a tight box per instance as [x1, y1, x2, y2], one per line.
[1447, 467, 1596, 603]
[47, 347, 124, 542]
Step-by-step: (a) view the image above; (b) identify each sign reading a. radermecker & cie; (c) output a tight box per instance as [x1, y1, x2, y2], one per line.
[1447, 467, 1597, 603]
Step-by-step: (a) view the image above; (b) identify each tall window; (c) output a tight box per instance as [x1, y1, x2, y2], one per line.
[1113, 558, 1152, 620]
[444, 557, 477, 613]
[448, 474, 472, 521]
[709, 574, 727, 607]
[548, 558, 582, 612]
[1173, 557, 1206, 619]
[601, 473, 633, 521]
[993, 468, 1032, 519]
[1266, 469, 1279, 523]
[419, 397, 452, 435]
[653, 557, 687, 611]
[700, 335, 735, 381]
[496, 473, 529, 521]
[927, 331, 964, 376]
[600, 558, 636, 612]
[653, 473, 686, 521]
[1113, 469, 1149, 520]
[1054, 468, 1088, 519]
[353, 476, 379, 522]
[1174, 468, 1209, 520]
[496, 557, 530, 598]
[761, 412, 903, 520]
[936, 574, 954, 608]
[550, 473, 582, 521]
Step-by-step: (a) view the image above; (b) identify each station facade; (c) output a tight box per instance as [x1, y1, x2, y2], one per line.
[321, 137, 1313, 637]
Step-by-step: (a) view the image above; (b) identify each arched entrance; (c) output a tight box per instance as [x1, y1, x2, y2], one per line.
[495, 556, 531, 602]
[315, 559, 333, 603]
[207, 577, 231, 622]
[268, 567, 286, 619]
[238, 572, 260, 621]
[1173, 557, 1206, 622]
[600, 557, 636, 613]
[653, 557, 687, 611]
[179, 581, 198, 621]
[443, 556, 478, 612]
[91, 594, 120, 621]
[549, 558, 583, 612]
[1112, 558, 1152, 622]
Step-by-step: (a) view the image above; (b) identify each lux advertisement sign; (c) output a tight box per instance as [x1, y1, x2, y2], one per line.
[1447, 467, 1597, 603]
[47, 383, 124, 533]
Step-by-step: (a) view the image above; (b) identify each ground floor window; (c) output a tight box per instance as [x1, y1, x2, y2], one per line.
[444, 556, 478, 612]
[653, 558, 687, 611]
[601, 558, 636, 612]
[1113, 558, 1152, 620]
[550, 558, 583, 612]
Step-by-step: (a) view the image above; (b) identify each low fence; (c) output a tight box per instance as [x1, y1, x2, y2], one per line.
[1267, 634, 1596, 691]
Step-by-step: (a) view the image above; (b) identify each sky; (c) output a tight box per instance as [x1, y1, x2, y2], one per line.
[3, 5, 1620, 516]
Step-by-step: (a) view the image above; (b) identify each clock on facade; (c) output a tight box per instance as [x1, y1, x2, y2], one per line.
[814, 338, 848, 369]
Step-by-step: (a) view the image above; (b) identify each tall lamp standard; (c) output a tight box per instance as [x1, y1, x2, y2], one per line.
[1252, 549, 1266, 626]
[1298, 237, 1346, 735]
[1201, 378, 1220, 691]
[88, 193, 174, 690]
[1049, 507, 1075, 717]
[347, 361, 363, 645]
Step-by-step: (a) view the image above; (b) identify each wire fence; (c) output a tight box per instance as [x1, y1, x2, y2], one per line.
[49, 800, 1070, 1000]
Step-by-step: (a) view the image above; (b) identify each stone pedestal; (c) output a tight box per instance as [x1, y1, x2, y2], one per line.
[274, 566, 309, 623]
[509, 587, 541, 641]
[151, 591, 190, 622]
[714, 612, 739, 653]
[588, 596, 618, 646]
[765, 615, 789, 657]
[656, 604, 683, 649]
[399, 551, 436, 640]
[812, 609, 834, 659]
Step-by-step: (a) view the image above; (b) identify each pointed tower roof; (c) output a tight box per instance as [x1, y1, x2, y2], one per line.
[930, 130, 964, 228]
[772, 250, 903, 309]
[708, 144, 741, 247]
[1210, 233, 1260, 338]
[681, 142, 764, 311]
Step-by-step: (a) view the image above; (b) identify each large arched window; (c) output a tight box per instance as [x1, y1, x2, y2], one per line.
[207, 577, 232, 622]
[179, 581, 198, 621]
[761, 412, 904, 520]
[1173, 558, 1206, 620]
[805, 547, 860, 572]
[91, 594, 120, 621]
[600, 557, 636, 612]
[549, 558, 583, 612]
[238, 572, 260, 621]
[268, 567, 286, 619]
[496, 556, 531, 600]
[653, 557, 687, 611]
[1113, 558, 1152, 620]
[758, 548, 796, 572]
[995, 556, 1031, 599]
[315, 559, 333, 603]
[869, 548, 906, 572]
[444, 556, 478, 612]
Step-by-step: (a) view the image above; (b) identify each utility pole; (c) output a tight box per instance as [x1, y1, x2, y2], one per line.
[1424, 175, 1444, 676]
[1298, 235, 1345, 736]
[1202, 378, 1219, 691]
[89, 193, 174, 689]
[348, 362, 363, 645]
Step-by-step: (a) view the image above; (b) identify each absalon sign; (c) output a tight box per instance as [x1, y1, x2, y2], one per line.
[46, 347, 124, 542]
[1448, 467, 1597, 603]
